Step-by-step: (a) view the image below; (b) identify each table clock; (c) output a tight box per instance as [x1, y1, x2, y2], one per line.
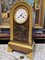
[8, 1, 34, 59]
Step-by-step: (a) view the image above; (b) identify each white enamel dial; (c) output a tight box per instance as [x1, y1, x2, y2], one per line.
[14, 8, 28, 24]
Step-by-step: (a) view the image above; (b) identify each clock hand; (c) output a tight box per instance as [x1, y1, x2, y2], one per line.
[20, 14, 22, 16]
[20, 13, 23, 17]
[20, 14, 25, 19]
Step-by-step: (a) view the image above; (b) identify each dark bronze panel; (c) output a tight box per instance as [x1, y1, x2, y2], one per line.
[13, 18, 29, 42]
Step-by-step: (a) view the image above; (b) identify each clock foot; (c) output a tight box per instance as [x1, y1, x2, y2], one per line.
[27, 52, 32, 60]
[8, 46, 12, 52]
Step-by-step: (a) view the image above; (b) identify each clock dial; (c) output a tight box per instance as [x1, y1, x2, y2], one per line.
[14, 8, 28, 24]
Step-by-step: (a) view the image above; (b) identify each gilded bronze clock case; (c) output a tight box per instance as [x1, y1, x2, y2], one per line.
[8, 1, 34, 59]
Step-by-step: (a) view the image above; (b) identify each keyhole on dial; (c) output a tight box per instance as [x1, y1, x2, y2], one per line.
[23, 16, 24, 18]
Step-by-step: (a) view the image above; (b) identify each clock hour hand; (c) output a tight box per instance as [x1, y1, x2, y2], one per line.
[20, 13, 25, 18]
[20, 13, 23, 17]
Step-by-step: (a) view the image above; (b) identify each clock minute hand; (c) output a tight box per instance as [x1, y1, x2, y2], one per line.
[20, 13, 25, 18]
[20, 13, 23, 17]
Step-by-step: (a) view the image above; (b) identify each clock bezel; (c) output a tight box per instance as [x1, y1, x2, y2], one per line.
[14, 6, 28, 24]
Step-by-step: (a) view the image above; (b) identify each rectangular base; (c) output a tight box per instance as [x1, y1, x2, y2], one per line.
[8, 41, 33, 54]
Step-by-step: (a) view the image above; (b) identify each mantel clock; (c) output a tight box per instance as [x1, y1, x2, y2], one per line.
[8, 1, 34, 59]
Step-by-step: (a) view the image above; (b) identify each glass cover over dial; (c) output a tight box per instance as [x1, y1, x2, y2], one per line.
[14, 8, 28, 24]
